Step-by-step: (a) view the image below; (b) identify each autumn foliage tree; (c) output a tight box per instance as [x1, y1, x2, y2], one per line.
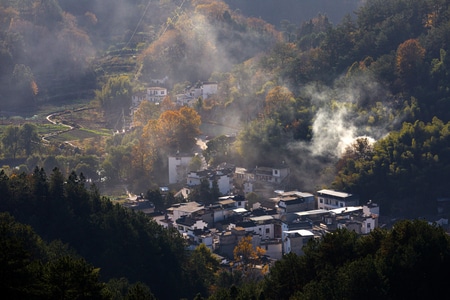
[134, 106, 201, 179]
[396, 39, 426, 88]
[145, 106, 201, 153]
[233, 236, 267, 277]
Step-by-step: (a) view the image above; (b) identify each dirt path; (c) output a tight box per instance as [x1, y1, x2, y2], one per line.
[42, 107, 94, 146]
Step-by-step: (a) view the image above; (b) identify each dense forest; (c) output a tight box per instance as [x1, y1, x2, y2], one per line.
[224, 0, 363, 26]
[2, 169, 450, 299]
[2, 0, 450, 298]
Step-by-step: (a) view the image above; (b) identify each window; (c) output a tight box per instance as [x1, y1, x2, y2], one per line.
[320, 198, 323, 203]
[367, 223, 371, 229]
[266, 228, 270, 234]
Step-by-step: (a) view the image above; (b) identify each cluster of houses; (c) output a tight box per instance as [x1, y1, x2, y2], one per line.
[126, 80, 381, 263]
[130, 81, 218, 114]
[154, 187, 379, 261]
[124, 163, 380, 263]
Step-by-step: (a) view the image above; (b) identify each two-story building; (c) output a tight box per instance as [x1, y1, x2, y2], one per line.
[317, 189, 359, 210]
[201, 81, 218, 99]
[254, 166, 290, 185]
[230, 215, 281, 241]
[187, 168, 234, 195]
[283, 229, 315, 256]
[168, 153, 194, 184]
[166, 201, 205, 221]
[273, 191, 315, 214]
[201, 195, 248, 227]
[145, 86, 167, 103]
[131, 86, 168, 112]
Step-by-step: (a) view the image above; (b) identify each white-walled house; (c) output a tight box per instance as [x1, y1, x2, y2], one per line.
[229, 215, 279, 240]
[175, 215, 208, 234]
[187, 168, 234, 195]
[254, 166, 290, 185]
[166, 201, 205, 221]
[131, 86, 168, 111]
[273, 191, 315, 214]
[145, 87, 167, 103]
[168, 153, 194, 184]
[201, 81, 218, 99]
[283, 229, 315, 256]
[317, 189, 359, 210]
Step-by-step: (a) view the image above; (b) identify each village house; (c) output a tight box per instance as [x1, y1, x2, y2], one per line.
[130, 86, 168, 115]
[332, 201, 379, 234]
[187, 167, 234, 195]
[166, 201, 205, 221]
[234, 165, 290, 196]
[174, 215, 215, 250]
[272, 191, 315, 214]
[176, 81, 218, 107]
[201, 81, 218, 99]
[282, 229, 315, 256]
[215, 226, 262, 259]
[201, 195, 248, 228]
[122, 194, 155, 215]
[168, 153, 194, 184]
[316, 189, 359, 210]
[229, 215, 282, 241]
[254, 165, 290, 185]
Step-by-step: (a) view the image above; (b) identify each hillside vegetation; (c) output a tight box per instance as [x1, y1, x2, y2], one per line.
[2, 0, 450, 299]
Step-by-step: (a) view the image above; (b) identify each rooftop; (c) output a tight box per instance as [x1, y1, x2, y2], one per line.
[330, 206, 363, 214]
[294, 209, 329, 217]
[250, 215, 275, 222]
[167, 202, 204, 213]
[284, 229, 315, 237]
[317, 189, 353, 198]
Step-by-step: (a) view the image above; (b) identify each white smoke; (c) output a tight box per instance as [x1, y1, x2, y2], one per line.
[297, 73, 396, 158]
[311, 105, 358, 157]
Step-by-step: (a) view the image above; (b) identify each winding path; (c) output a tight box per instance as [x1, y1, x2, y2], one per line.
[42, 107, 93, 147]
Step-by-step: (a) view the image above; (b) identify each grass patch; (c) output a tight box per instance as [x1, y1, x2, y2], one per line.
[80, 128, 113, 137]
[35, 123, 69, 135]
[45, 128, 109, 143]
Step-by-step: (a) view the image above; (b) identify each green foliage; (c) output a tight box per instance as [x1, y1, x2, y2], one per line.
[0, 168, 193, 299]
[260, 220, 450, 300]
[185, 244, 221, 298]
[1, 123, 40, 159]
[203, 135, 232, 167]
[0, 212, 107, 299]
[333, 117, 450, 216]
[95, 75, 133, 115]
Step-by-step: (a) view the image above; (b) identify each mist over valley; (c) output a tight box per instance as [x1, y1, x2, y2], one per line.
[2, 1, 450, 299]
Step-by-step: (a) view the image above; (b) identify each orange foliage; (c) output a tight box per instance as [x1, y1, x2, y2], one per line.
[141, 106, 201, 155]
[396, 39, 425, 77]
[264, 86, 294, 114]
[139, 29, 181, 61]
[30, 80, 38, 96]
[0, 6, 18, 30]
[195, 0, 230, 21]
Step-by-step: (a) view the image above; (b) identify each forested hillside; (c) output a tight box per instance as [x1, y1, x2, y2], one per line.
[224, 0, 363, 26]
[1, 0, 449, 212]
[2, 169, 450, 299]
[2, 0, 450, 298]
